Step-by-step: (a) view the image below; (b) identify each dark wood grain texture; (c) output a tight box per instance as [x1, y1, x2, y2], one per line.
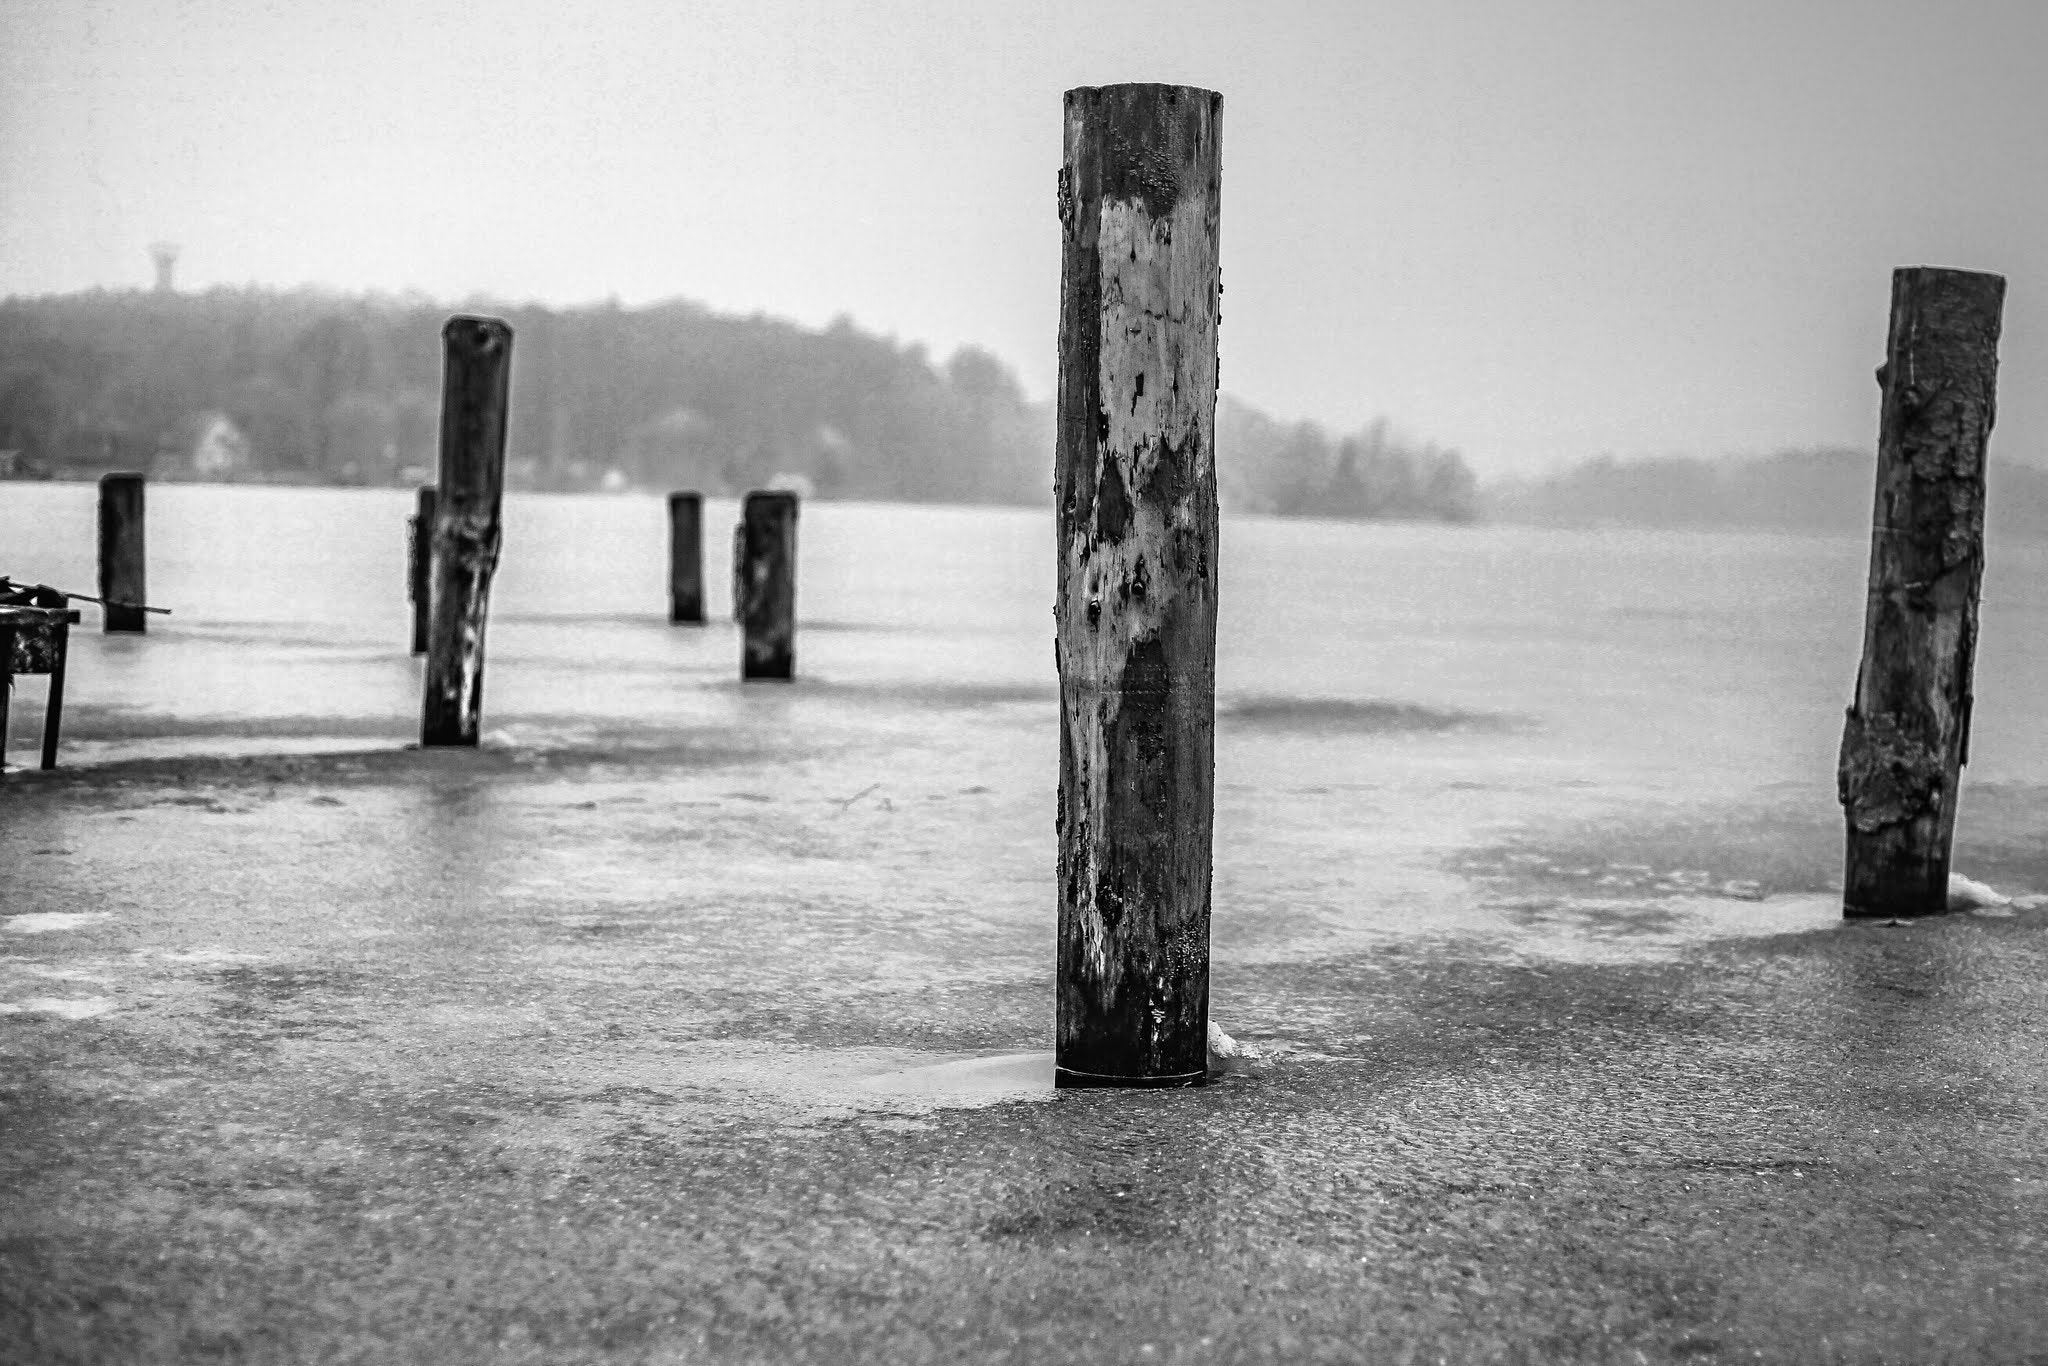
[97, 473, 146, 634]
[669, 492, 705, 625]
[409, 484, 437, 656]
[739, 491, 797, 680]
[421, 316, 512, 747]
[1054, 84, 1222, 1087]
[1838, 267, 2004, 917]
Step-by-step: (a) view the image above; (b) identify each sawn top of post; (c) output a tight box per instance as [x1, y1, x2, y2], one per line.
[442, 315, 513, 351]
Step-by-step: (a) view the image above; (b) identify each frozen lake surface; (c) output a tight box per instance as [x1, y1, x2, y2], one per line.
[9, 483, 2048, 1359]
[7, 480, 2047, 767]
[8, 481, 2048, 956]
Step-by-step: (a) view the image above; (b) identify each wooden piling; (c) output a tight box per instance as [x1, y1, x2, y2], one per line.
[737, 491, 797, 680]
[408, 484, 437, 655]
[420, 316, 513, 747]
[732, 521, 745, 622]
[1838, 267, 2005, 917]
[668, 492, 704, 624]
[97, 473, 147, 633]
[1053, 84, 1222, 1087]
[0, 624, 11, 774]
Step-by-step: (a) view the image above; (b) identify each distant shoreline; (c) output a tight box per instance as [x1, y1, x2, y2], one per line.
[18, 451, 2048, 542]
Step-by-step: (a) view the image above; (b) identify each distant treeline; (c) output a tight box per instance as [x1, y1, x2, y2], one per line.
[1487, 447, 2048, 540]
[0, 288, 1048, 502]
[0, 286, 1475, 520]
[1217, 400, 1477, 522]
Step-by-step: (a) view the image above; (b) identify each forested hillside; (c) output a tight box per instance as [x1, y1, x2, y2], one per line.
[1216, 400, 1476, 521]
[0, 289, 1048, 502]
[0, 287, 1477, 521]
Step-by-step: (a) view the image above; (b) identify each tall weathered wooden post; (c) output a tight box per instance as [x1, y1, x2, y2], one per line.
[97, 473, 147, 633]
[1838, 267, 2004, 917]
[668, 491, 704, 624]
[1053, 84, 1222, 1087]
[737, 491, 798, 679]
[420, 316, 513, 747]
[408, 484, 437, 655]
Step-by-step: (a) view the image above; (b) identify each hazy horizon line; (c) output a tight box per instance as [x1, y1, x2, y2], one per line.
[17, 277, 2025, 477]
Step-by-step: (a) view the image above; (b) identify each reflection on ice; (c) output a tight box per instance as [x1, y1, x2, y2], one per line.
[612, 1044, 1058, 1125]
[860, 1050, 1057, 1101]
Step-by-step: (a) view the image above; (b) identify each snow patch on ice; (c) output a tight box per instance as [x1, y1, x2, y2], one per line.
[1946, 875, 2048, 915]
[159, 948, 267, 965]
[3, 912, 107, 934]
[20, 965, 112, 983]
[1947, 873, 2011, 912]
[0, 996, 116, 1019]
[1207, 1021, 1259, 1060]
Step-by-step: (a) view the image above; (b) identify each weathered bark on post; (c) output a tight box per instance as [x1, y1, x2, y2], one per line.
[408, 484, 437, 655]
[738, 491, 797, 680]
[98, 473, 147, 633]
[420, 316, 513, 747]
[1838, 267, 2004, 917]
[1054, 84, 1222, 1088]
[668, 491, 704, 624]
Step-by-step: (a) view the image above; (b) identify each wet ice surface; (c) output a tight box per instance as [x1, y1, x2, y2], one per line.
[3, 913, 110, 934]
[0, 996, 116, 1019]
[7, 487, 2048, 1360]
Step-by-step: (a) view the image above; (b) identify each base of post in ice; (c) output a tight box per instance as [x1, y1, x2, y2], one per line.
[1053, 1067, 1207, 1090]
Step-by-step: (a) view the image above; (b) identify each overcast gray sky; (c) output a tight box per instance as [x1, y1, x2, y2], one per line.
[3, 0, 2043, 476]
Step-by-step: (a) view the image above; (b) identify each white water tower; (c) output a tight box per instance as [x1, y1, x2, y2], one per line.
[150, 241, 179, 293]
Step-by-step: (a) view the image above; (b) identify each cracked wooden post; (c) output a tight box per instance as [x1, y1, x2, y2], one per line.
[408, 484, 436, 655]
[1054, 84, 1221, 1088]
[738, 491, 797, 679]
[1838, 267, 2004, 918]
[420, 316, 512, 747]
[97, 473, 146, 633]
[668, 491, 704, 624]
